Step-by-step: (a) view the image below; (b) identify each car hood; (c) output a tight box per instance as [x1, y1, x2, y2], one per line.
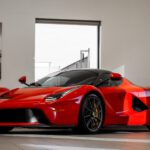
[2, 86, 75, 99]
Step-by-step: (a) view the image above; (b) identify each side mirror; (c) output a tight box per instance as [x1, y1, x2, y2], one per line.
[110, 72, 122, 80]
[18, 76, 29, 86]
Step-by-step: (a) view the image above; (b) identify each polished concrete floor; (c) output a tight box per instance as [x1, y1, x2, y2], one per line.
[0, 127, 150, 150]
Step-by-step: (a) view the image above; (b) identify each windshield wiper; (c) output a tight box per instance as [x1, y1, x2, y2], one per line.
[29, 82, 41, 87]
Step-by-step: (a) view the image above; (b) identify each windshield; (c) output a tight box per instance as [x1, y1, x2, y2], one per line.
[36, 70, 98, 87]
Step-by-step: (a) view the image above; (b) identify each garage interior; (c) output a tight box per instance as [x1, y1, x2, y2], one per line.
[0, 0, 150, 150]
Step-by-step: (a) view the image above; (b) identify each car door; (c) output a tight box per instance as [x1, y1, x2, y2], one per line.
[97, 73, 126, 113]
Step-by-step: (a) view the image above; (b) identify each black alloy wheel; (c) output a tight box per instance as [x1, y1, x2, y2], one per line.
[147, 126, 150, 131]
[78, 93, 104, 133]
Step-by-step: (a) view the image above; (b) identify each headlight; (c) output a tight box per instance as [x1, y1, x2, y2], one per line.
[45, 87, 79, 102]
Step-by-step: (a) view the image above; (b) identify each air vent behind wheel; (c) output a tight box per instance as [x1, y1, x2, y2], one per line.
[132, 96, 148, 112]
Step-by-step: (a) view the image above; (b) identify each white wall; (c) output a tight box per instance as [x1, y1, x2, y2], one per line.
[0, 0, 150, 88]
[0, 23, 2, 50]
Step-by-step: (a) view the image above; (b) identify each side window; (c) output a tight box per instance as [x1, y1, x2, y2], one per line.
[97, 73, 111, 87]
[110, 79, 122, 86]
[97, 73, 122, 87]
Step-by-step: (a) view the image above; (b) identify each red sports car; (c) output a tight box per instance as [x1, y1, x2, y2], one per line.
[0, 69, 150, 133]
[0, 87, 9, 96]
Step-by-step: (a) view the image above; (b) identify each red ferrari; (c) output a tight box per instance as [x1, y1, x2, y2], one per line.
[0, 69, 150, 133]
[0, 87, 9, 96]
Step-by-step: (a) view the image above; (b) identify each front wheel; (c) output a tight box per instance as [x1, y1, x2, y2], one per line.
[147, 126, 150, 131]
[77, 94, 104, 133]
[0, 127, 13, 133]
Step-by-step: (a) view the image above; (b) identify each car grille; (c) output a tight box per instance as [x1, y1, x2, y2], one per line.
[0, 109, 49, 124]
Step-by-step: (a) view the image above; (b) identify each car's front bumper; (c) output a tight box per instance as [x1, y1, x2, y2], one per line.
[0, 97, 81, 127]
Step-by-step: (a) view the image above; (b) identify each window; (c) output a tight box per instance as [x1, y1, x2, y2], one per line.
[98, 73, 122, 87]
[35, 19, 101, 81]
[36, 70, 98, 87]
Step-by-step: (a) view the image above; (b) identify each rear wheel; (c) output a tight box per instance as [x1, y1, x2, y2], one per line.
[0, 127, 13, 133]
[75, 93, 104, 133]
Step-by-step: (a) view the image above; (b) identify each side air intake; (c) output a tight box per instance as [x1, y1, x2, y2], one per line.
[132, 96, 148, 112]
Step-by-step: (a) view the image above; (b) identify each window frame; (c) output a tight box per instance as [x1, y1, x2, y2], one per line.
[35, 18, 101, 69]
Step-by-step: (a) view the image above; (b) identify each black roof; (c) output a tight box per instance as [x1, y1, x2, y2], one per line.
[47, 69, 111, 77]
[62, 68, 110, 73]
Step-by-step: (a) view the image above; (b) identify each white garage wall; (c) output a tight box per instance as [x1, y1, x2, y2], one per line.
[0, 0, 150, 88]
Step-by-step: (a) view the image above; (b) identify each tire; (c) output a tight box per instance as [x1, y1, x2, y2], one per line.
[0, 127, 13, 133]
[147, 126, 150, 130]
[75, 93, 104, 133]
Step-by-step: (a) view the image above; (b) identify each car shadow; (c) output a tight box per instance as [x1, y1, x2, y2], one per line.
[8, 126, 149, 135]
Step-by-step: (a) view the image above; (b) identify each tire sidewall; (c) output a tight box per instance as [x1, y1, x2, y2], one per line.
[79, 93, 104, 133]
